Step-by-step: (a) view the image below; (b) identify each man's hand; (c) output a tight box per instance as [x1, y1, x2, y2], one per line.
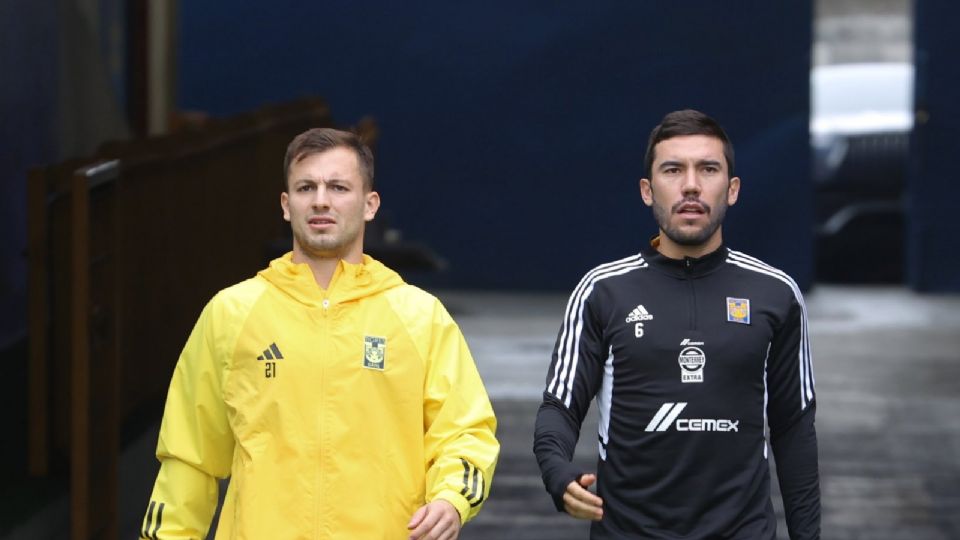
[563, 473, 603, 521]
[407, 499, 461, 540]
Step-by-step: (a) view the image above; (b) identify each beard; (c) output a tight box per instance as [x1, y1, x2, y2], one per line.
[651, 195, 728, 247]
[291, 219, 362, 259]
[295, 232, 345, 256]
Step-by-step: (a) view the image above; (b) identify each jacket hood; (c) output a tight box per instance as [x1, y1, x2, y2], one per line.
[258, 252, 405, 307]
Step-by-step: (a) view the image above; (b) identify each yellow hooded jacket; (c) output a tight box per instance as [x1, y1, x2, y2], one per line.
[140, 254, 499, 539]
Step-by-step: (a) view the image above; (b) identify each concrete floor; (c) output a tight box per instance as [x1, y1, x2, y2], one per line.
[6, 285, 958, 540]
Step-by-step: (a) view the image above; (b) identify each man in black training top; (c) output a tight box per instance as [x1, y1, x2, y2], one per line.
[533, 109, 820, 539]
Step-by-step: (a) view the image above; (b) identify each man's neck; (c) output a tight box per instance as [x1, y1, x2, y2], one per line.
[292, 247, 363, 289]
[303, 257, 340, 289]
[655, 232, 723, 260]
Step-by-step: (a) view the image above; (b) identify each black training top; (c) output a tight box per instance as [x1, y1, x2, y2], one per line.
[534, 243, 820, 539]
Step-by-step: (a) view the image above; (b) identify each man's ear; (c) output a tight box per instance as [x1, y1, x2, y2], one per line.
[727, 177, 741, 206]
[639, 178, 654, 207]
[364, 191, 381, 221]
[281, 191, 291, 222]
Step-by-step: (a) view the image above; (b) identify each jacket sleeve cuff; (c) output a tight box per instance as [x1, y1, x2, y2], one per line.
[547, 466, 583, 513]
[432, 489, 471, 525]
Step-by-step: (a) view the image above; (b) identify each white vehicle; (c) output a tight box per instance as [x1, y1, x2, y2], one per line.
[810, 62, 914, 283]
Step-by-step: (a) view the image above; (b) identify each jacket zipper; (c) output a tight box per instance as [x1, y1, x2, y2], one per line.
[315, 296, 330, 538]
[684, 258, 698, 330]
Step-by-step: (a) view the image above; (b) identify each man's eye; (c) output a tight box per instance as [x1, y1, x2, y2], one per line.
[331, 184, 348, 192]
[298, 185, 314, 192]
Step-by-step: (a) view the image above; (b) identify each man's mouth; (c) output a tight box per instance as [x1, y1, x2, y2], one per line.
[308, 216, 336, 226]
[674, 201, 708, 216]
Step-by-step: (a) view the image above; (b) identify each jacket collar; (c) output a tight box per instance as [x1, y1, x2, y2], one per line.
[258, 252, 405, 307]
[641, 236, 728, 279]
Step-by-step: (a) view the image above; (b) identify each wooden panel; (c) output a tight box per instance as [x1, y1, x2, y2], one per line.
[27, 167, 49, 477]
[28, 157, 93, 477]
[69, 166, 91, 540]
[27, 97, 340, 540]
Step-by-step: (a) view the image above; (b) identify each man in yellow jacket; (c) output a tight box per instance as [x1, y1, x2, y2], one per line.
[140, 128, 499, 539]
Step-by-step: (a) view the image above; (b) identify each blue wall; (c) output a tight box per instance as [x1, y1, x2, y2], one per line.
[179, 2, 813, 290]
[909, 0, 960, 292]
[0, 0, 59, 347]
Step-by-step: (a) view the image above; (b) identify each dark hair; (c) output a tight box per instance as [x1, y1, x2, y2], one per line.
[283, 128, 375, 191]
[642, 109, 735, 178]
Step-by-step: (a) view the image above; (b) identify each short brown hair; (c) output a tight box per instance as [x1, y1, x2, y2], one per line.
[283, 128, 375, 191]
[643, 109, 735, 179]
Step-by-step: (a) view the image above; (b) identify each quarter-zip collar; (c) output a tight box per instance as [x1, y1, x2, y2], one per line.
[641, 236, 727, 279]
[258, 252, 405, 308]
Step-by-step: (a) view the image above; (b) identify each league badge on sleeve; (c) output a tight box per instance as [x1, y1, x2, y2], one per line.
[363, 336, 386, 370]
[726, 297, 751, 324]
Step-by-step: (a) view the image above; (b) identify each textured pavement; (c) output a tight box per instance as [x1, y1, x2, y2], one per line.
[8, 285, 958, 540]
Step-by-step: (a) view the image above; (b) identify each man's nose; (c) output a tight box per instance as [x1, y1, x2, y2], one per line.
[681, 169, 701, 195]
[312, 185, 331, 208]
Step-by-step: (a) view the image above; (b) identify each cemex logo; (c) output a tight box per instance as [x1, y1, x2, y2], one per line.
[644, 402, 740, 433]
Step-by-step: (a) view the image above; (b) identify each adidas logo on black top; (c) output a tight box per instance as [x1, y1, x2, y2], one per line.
[257, 342, 284, 361]
[625, 304, 654, 323]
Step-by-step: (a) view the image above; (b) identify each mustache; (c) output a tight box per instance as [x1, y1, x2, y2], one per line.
[672, 198, 711, 214]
